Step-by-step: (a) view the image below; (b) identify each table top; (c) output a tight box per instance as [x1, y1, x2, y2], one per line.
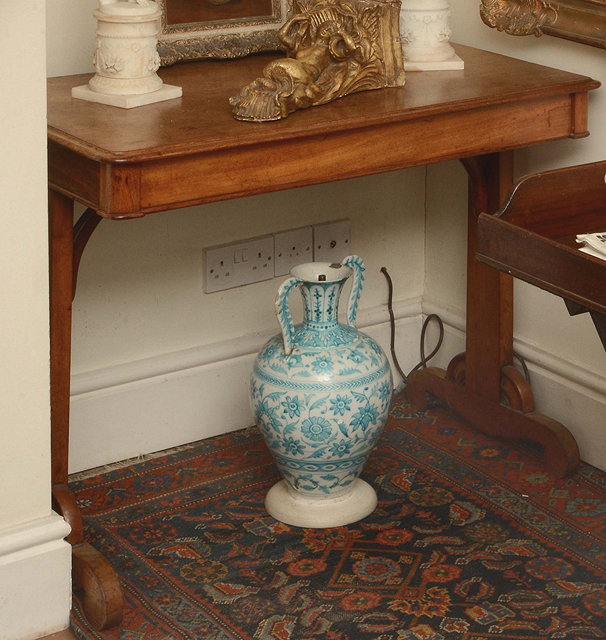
[47, 45, 600, 218]
[48, 44, 598, 161]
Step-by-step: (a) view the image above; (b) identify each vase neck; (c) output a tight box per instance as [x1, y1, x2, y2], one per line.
[299, 280, 345, 329]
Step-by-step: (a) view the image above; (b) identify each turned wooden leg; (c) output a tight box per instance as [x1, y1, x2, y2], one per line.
[49, 191, 123, 629]
[407, 152, 580, 478]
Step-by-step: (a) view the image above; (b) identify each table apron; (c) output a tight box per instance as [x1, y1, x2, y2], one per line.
[49, 93, 580, 219]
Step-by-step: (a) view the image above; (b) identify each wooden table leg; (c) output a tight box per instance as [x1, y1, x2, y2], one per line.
[407, 152, 580, 478]
[49, 190, 123, 629]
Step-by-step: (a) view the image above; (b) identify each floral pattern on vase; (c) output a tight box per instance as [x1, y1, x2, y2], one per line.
[250, 256, 393, 526]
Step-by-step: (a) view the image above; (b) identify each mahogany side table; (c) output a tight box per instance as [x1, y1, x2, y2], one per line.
[47, 45, 599, 628]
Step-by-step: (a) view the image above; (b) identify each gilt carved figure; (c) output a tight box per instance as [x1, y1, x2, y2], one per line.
[230, 0, 404, 121]
[480, 0, 557, 37]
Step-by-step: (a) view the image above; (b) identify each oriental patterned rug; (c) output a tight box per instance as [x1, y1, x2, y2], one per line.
[70, 396, 606, 640]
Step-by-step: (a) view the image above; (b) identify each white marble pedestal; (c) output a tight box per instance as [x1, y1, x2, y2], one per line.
[405, 54, 464, 72]
[400, 0, 464, 71]
[72, 83, 182, 108]
[73, 0, 182, 109]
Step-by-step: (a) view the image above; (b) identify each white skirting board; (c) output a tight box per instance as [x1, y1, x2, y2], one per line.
[69, 299, 423, 473]
[69, 296, 606, 474]
[0, 512, 72, 640]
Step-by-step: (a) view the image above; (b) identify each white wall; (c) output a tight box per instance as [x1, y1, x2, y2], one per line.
[70, 175, 426, 374]
[1, 2, 71, 638]
[425, 1, 606, 469]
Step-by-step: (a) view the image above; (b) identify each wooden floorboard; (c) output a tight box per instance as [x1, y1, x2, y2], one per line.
[37, 629, 77, 640]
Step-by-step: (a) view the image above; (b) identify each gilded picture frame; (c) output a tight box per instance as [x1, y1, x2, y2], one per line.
[157, 0, 293, 65]
[480, 0, 606, 49]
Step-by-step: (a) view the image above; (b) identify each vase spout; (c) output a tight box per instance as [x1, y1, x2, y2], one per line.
[290, 261, 352, 284]
[290, 261, 352, 329]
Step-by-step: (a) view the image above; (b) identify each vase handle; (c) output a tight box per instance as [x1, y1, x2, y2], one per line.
[342, 255, 365, 328]
[275, 276, 300, 356]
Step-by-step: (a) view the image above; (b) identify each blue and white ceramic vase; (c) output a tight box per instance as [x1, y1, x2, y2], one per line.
[250, 256, 392, 527]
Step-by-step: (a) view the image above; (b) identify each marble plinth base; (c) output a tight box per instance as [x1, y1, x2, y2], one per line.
[265, 478, 378, 528]
[72, 84, 182, 109]
[405, 53, 464, 71]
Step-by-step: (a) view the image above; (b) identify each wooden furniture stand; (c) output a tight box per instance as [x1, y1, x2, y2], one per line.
[48, 45, 599, 628]
[409, 164, 606, 482]
[476, 160, 606, 368]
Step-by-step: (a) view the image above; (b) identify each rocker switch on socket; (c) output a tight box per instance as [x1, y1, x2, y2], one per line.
[234, 248, 249, 263]
[204, 235, 274, 293]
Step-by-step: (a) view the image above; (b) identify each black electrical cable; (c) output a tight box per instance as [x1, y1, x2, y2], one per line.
[408, 312, 444, 376]
[380, 266, 408, 382]
[513, 350, 531, 382]
[381, 266, 444, 386]
[381, 267, 531, 387]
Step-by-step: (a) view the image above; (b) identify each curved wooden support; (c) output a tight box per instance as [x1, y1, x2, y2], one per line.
[52, 483, 84, 545]
[73, 208, 102, 300]
[445, 352, 466, 385]
[501, 364, 534, 412]
[446, 353, 534, 412]
[460, 156, 492, 216]
[407, 367, 580, 478]
[73, 542, 124, 630]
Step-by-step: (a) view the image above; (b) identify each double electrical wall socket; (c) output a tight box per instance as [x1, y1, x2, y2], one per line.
[274, 226, 314, 276]
[203, 219, 351, 292]
[203, 235, 274, 293]
[313, 220, 351, 263]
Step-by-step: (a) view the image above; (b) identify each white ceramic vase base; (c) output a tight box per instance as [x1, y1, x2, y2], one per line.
[265, 479, 378, 528]
[72, 83, 182, 109]
[405, 53, 464, 71]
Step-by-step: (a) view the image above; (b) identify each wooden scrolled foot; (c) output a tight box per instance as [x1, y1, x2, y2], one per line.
[406, 367, 580, 478]
[446, 352, 466, 385]
[445, 355, 534, 412]
[528, 412, 580, 478]
[73, 542, 124, 630]
[407, 366, 447, 411]
[500, 365, 534, 412]
[52, 483, 84, 545]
